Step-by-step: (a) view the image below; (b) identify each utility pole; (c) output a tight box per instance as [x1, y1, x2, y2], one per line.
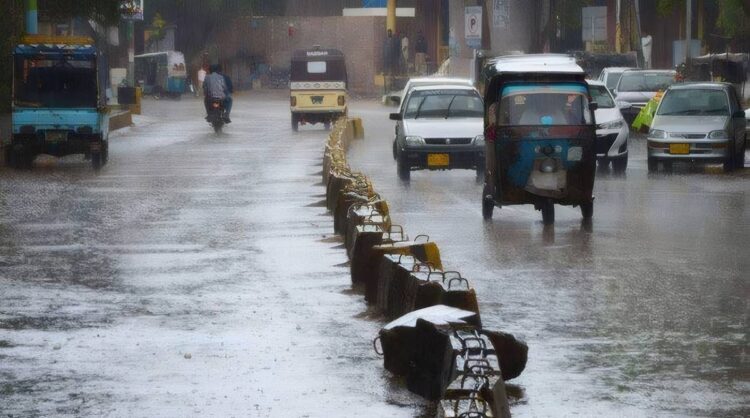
[615, 0, 622, 53]
[685, 0, 692, 62]
[387, 0, 396, 34]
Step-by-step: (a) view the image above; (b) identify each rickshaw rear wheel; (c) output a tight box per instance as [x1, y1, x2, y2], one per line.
[291, 114, 299, 132]
[482, 196, 494, 220]
[612, 157, 627, 174]
[541, 200, 555, 225]
[91, 152, 102, 170]
[580, 201, 593, 219]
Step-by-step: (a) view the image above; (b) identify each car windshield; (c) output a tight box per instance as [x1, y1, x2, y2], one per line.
[617, 72, 674, 92]
[498, 83, 593, 126]
[589, 85, 616, 108]
[14, 56, 97, 108]
[605, 72, 623, 90]
[403, 89, 483, 119]
[657, 89, 729, 116]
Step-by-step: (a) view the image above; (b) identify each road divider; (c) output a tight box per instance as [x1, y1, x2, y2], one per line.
[322, 117, 527, 417]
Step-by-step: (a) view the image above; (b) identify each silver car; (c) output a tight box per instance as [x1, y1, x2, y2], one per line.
[613, 69, 676, 124]
[647, 83, 747, 173]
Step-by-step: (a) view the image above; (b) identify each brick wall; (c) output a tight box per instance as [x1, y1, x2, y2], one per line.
[217, 16, 397, 94]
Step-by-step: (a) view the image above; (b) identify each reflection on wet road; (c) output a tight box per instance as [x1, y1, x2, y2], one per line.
[348, 102, 749, 417]
[0, 94, 423, 417]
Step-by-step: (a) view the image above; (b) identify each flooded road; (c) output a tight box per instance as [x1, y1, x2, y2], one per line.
[0, 94, 424, 417]
[0, 93, 747, 417]
[348, 102, 750, 416]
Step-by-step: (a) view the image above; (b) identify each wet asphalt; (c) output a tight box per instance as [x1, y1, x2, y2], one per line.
[348, 101, 750, 417]
[0, 92, 747, 417]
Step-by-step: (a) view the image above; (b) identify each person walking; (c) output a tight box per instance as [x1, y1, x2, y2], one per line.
[197, 66, 207, 97]
[401, 33, 410, 75]
[415, 31, 428, 75]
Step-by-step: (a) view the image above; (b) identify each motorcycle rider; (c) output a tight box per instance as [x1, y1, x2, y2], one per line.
[216, 65, 233, 123]
[203, 64, 229, 122]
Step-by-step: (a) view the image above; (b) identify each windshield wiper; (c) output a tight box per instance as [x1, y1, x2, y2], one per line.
[414, 97, 426, 120]
[444, 95, 457, 119]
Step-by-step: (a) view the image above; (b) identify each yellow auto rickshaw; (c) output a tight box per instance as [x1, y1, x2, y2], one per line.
[290, 47, 348, 131]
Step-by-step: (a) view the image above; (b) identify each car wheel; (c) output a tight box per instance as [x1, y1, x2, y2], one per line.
[91, 152, 102, 170]
[580, 201, 594, 219]
[392, 140, 398, 160]
[482, 184, 494, 220]
[723, 142, 735, 173]
[612, 157, 627, 174]
[663, 161, 673, 173]
[397, 154, 410, 181]
[541, 200, 555, 225]
[647, 157, 658, 173]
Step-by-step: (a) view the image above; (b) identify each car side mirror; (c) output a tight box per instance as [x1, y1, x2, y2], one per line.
[589, 102, 599, 112]
[390, 113, 402, 121]
[616, 101, 632, 110]
[612, 89, 618, 96]
[733, 110, 745, 118]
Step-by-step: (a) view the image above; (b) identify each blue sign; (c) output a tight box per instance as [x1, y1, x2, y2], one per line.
[363, 0, 387, 7]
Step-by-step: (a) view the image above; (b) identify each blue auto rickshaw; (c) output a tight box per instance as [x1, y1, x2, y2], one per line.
[480, 55, 597, 225]
[8, 35, 109, 169]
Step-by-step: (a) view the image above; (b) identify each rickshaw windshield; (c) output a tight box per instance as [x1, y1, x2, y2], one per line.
[14, 55, 97, 108]
[290, 59, 347, 82]
[498, 83, 592, 126]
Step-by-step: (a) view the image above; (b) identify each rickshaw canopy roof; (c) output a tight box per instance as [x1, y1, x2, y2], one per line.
[292, 48, 346, 62]
[692, 53, 749, 64]
[486, 54, 585, 77]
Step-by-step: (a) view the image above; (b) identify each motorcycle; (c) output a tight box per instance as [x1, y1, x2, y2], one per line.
[207, 99, 226, 133]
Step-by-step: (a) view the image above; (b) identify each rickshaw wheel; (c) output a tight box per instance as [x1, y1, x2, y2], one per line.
[291, 114, 299, 132]
[580, 201, 593, 219]
[647, 157, 658, 173]
[541, 200, 555, 225]
[482, 197, 494, 220]
[91, 152, 102, 170]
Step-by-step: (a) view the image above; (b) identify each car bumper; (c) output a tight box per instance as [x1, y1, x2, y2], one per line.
[596, 124, 629, 159]
[647, 138, 730, 160]
[402, 145, 484, 170]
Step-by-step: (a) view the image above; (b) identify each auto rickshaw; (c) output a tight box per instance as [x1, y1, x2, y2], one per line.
[480, 55, 597, 225]
[290, 47, 348, 131]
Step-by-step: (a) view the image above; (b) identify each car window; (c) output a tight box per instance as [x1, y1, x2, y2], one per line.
[589, 85, 616, 108]
[403, 89, 483, 119]
[498, 83, 593, 126]
[657, 89, 729, 116]
[618, 72, 674, 92]
[605, 72, 622, 90]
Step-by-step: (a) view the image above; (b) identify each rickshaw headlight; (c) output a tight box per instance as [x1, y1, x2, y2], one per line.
[338, 95, 346, 106]
[473, 135, 485, 146]
[540, 158, 557, 173]
[290, 96, 297, 107]
[405, 136, 424, 145]
[649, 129, 667, 139]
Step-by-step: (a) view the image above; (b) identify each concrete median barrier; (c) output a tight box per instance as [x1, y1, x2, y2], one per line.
[321, 116, 526, 416]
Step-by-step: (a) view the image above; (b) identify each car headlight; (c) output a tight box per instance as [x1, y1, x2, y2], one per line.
[405, 135, 424, 145]
[473, 134, 485, 146]
[598, 119, 625, 130]
[708, 130, 728, 139]
[649, 129, 667, 139]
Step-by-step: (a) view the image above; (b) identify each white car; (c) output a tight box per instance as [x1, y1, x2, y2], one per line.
[390, 84, 485, 181]
[598, 66, 638, 91]
[587, 80, 630, 173]
[391, 77, 474, 108]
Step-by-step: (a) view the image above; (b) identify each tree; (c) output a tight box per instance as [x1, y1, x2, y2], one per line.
[716, 0, 750, 38]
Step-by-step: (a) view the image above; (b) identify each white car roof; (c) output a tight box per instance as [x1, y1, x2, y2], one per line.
[586, 79, 606, 86]
[602, 67, 637, 73]
[409, 84, 478, 92]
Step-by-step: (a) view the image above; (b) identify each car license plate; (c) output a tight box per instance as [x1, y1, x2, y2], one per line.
[669, 143, 690, 154]
[45, 131, 68, 143]
[427, 153, 449, 167]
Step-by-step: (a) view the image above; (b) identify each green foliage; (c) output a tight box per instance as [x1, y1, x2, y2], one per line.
[656, 0, 682, 16]
[41, 0, 123, 26]
[716, 0, 750, 37]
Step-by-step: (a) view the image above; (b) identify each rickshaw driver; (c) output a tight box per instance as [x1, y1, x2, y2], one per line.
[518, 94, 569, 125]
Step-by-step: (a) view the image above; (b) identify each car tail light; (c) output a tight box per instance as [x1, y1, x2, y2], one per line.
[338, 95, 345, 106]
[290, 96, 297, 106]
